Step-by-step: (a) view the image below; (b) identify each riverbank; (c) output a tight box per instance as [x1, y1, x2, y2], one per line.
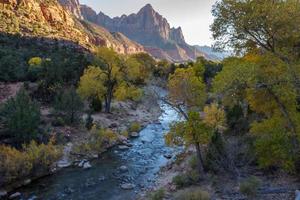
[0, 85, 163, 199]
[147, 146, 299, 200]
[4, 89, 181, 200]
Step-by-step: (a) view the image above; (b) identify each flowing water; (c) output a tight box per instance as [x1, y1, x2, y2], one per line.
[20, 93, 182, 200]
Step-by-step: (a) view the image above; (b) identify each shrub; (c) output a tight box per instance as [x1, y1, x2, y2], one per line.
[129, 121, 141, 133]
[121, 130, 129, 138]
[187, 169, 201, 183]
[85, 113, 94, 130]
[150, 188, 165, 200]
[0, 88, 41, 144]
[189, 155, 198, 170]
[240, 176, 261, 199]
[0, 140, 62, 187]
[53, 87, 83, 124]
[174, 187, 210, 200]
[73, 128, 118, 154]
[89, 97, 102, 112]
[52, 117, 65, 127]
[172, 174, 191, 188]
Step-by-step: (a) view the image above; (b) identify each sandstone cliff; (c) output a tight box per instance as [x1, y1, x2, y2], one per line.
[0, 0, 144, 55]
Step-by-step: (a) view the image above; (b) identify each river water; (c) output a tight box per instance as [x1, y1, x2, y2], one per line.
[20, 96, 182, 200]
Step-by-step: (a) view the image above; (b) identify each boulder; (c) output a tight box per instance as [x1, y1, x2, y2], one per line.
[23, 179, 31, 185]
[9, 192, 21, 199]
[83, 161, 92, 169]
[164, 154, 172, 159]
[119, 165, 128, 172]
[0, 190, 7, 198]
[120, 183, 135, 190]
[57, 160, 72, 168]
[130, 132, 139, 138]
[118, 145, 130, 150]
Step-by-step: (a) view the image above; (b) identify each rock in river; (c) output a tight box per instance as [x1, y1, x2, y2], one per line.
[118, 145, 130, 150]
[130, 132, 139, 138]
[9, 192, 21, 199]
[83, 161, 92, 169]
[119, 165, 128, 172]
[0, 190, 7, 198]
[120, 183, 135, 190]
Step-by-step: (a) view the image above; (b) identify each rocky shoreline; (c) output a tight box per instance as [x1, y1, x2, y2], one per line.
[0, 86, 162, 199]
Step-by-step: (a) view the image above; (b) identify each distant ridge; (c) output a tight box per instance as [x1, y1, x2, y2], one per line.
[80, 4, 205, 61]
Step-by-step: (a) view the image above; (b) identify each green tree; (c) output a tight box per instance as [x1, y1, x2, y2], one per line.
[53, 87, 83, 124]
[0, 88, 41, 144]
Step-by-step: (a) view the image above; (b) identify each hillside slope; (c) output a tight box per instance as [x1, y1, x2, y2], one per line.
[0, 0, 144, 55]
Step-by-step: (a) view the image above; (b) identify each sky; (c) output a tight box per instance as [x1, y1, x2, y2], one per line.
[79, 0, 217, 46]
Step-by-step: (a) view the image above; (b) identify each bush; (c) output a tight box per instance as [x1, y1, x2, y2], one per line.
[53, 87, 83, 124]
[150, 188, 165, 200]
[187, 170, 201, 183]
[85, 113, 94, 130]
[189, 155, 198, 170]
[0, 140, 62, 187]
[89, 97, 102, 112]
[172, 174, 191, 188]
[174, 187, 210, 200]
[129, 121, 141, 133]
[0, 88, 41, 144]
[240, 176, 261, 199]
[73, 128, 118, 154]
[52, 117, 65, 127]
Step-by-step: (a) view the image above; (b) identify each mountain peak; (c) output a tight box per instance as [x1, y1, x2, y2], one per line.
[143, 4, 154, 11]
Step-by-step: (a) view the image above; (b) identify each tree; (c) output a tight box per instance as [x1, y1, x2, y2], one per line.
[211, 0, 300, 95]
[78, 48, 144, 113]
[53, 87, 84, 124]
[168, 67, 206, 116]
[164, 67, 208, 173]
[166, 112, 213, 173]
[0, 88, 41, 144]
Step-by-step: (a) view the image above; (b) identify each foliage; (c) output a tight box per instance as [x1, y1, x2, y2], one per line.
[203, 103, 226, 131]
[90, 97, 103, 112]
[0, 88, 41, 144]
[0, 140, 62, 187]
[168, 67, 206, 110]
[85, 113, 94, 130]
[78, 47, 146, 113]
[172, 174, 191, 188]
[240, 176, 261, 199]
[166, 112, 213, 147]
[74, 127, 118, 154]
[174, 187, 210, 200]
[129, 121, 142, 133]
[212, 53, 300, 171]
[53, 87, 83, 124]
[77, 66, 106, 102]
[149, 188, 165, 200]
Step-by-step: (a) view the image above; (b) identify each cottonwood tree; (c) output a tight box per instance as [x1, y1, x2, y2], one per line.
[164, 67, 209, 173]
[78, 48, 144, 113]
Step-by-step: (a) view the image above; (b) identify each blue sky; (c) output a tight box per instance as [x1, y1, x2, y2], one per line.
[79, 0, 217, 46]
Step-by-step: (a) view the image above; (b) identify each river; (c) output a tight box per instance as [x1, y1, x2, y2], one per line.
[19, 93, 182, 200]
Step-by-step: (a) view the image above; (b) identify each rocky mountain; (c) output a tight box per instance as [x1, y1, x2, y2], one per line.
[0, 0, 144, 55]
[81, 4, 204, 61]
[194, 45, 231, 61]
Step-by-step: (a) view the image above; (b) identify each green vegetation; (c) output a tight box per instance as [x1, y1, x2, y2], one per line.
[0, 140, 62, 187]
[0, 88, 41, 144]
[239, 176, 261, 199]
[149, 188, 165, 200]
[129, 121, 142, 133]
[174, 187, 210, 200]
[53, 87, 84, 125]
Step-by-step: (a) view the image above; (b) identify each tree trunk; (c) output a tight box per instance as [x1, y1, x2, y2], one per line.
[194, 142, 204, 174]
[104, 86, 113, 113]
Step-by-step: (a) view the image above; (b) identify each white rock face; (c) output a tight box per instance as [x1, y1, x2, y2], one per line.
[83, 161, 92, 169]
